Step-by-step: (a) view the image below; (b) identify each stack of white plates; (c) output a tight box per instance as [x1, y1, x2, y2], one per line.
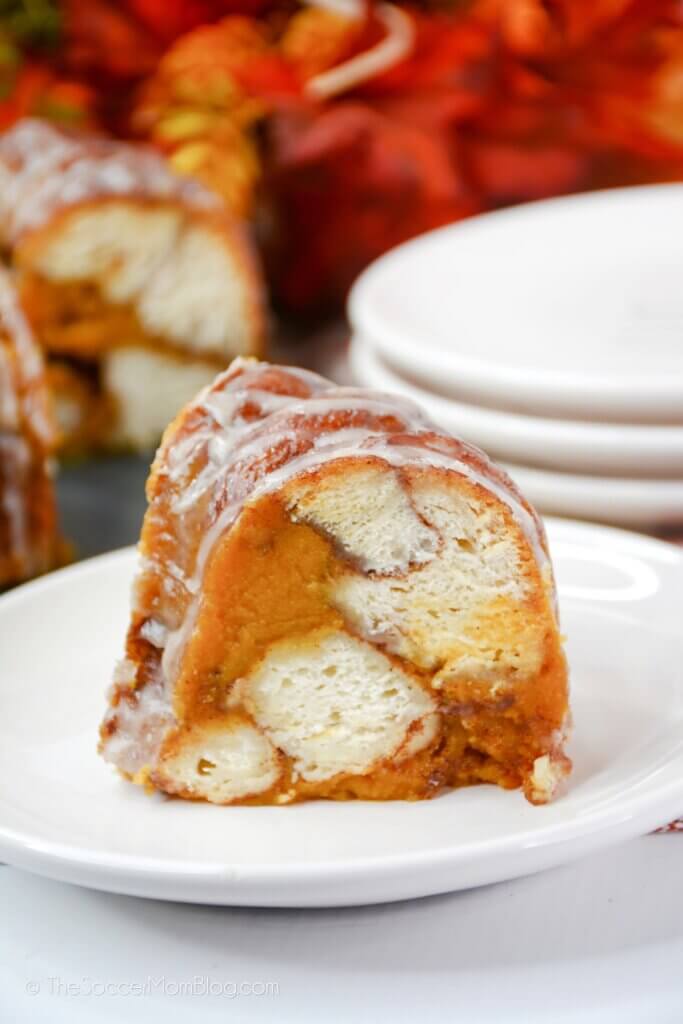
[348, 185, 683, 528]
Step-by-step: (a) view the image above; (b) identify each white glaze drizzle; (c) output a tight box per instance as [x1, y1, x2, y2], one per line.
[0, 118, 220, 245]
[101, 669, 175, 775]
[0, 269, 55, 576]
[0, 271, 54, 447]
[139, 617, 168, 649]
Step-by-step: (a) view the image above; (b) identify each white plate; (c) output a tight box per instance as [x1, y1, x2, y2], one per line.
[348, 185, 683, 423]
[1, 520, 683, 907]
[350, 334, 683, 477]
[505, 463, 683, 528]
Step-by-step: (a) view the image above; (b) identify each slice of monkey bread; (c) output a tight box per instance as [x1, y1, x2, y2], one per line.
[99, 359, 571, 805]
[0, 119, 264, 452]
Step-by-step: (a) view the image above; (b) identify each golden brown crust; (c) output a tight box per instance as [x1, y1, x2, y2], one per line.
[0, 273, 63, 585]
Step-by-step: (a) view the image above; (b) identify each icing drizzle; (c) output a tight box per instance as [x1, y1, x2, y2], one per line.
[0, 118, 219, 245]
[0, 270, 55, 571]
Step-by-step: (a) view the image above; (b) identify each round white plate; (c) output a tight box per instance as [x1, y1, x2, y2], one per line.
[348, 185, 683, 422]
[350, 334, 683, 477]
[1, 520, 683, 907]
[504, 463, 683, 528]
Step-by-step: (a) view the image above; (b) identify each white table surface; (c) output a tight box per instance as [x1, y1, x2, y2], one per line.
[2, 836, 682, 1023]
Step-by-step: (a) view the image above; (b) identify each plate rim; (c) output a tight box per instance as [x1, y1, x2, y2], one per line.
[0, 758, 682, 881]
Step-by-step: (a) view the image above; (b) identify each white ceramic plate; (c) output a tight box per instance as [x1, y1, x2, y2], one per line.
[504, 463, 683, 528]
[348, 185, 683, 423]
[1, 520, 683, 907]
[350, 334, 683, 477]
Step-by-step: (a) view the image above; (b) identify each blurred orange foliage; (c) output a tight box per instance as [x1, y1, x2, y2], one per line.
[1, 0, 682, 310]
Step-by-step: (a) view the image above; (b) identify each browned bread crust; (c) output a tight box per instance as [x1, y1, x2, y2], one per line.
[0, 271, 62, 585]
